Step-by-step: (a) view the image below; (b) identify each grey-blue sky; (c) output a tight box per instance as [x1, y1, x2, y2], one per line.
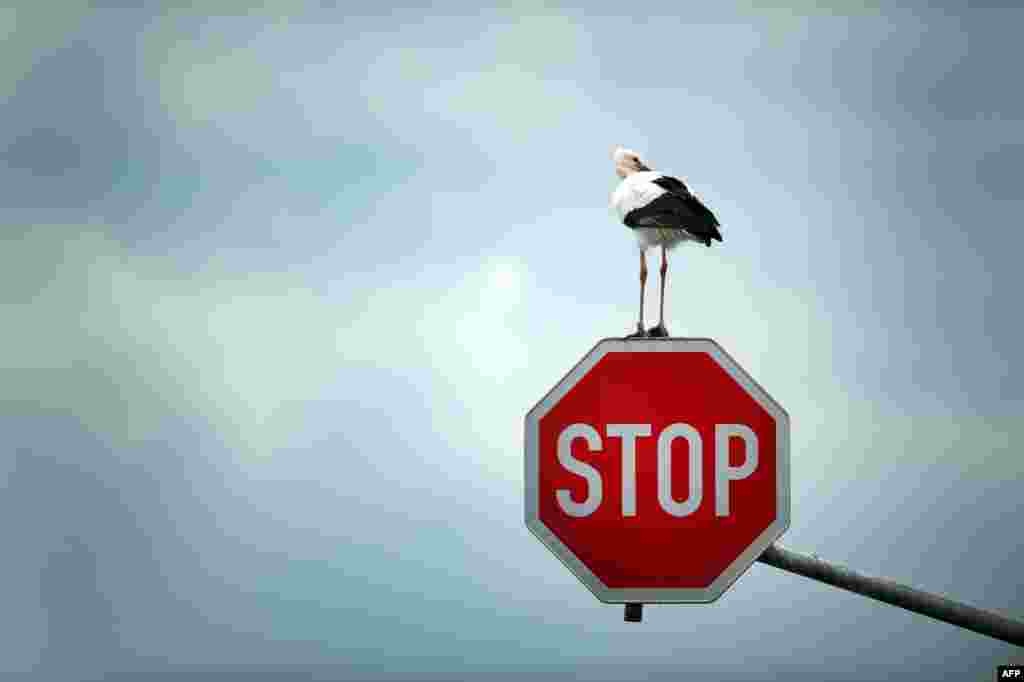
[1, 3, 1022, 679]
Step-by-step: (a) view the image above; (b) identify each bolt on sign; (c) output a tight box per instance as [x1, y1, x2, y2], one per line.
[524, 338, 790, 603]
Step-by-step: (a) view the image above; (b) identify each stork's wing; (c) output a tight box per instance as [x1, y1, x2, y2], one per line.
[652, 176, 722, 230]
[652, 175, 691, 195]
[624, 175, 722, 245]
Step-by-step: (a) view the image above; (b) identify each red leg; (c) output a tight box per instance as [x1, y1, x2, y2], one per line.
[658, 245, 668, 327]
[627, 250, 649, 338]
[638, 249, 648, 331]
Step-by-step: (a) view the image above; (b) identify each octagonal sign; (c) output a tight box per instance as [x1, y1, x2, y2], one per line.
[524, 338, 790, 603]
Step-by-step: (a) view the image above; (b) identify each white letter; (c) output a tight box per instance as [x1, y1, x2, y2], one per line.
[657, 423, 703, 517]
[556, 423, 603, 517]
[715, 424, 759, 517]
[607, 424, 651, 517]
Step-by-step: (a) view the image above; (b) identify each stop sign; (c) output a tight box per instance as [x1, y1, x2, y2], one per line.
[525, 338, 789, 603]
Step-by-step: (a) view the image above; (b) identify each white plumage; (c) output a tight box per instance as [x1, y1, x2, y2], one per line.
[610, 170, 667, 220]
[611, 171, 700, 251]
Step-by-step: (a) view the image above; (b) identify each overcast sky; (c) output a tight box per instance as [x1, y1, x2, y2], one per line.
[2, 2, 1022, 680]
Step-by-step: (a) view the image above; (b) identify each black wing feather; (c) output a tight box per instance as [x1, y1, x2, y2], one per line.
[624, 175, 723, 246]
[651, 176, 690, 195]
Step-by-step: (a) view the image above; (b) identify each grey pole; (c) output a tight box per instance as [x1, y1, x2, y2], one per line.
[623, 544, 1024, 646]
[756, 543, 1024, 646]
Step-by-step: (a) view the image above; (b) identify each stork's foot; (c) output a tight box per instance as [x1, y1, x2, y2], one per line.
[625, 323, 647, 339]
[647, 323, 669, 338]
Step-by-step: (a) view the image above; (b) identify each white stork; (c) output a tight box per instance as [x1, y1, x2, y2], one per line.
[610, 145, 722, 338]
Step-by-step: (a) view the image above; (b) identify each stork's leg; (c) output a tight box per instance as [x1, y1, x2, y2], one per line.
[659, 245, 668, 326]
[641, 249, 648, 328]
[648, 245, 670, 337]
[626, 249, 647, 338]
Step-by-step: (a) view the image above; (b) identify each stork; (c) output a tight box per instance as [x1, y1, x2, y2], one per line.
[610, 145, 722, 338]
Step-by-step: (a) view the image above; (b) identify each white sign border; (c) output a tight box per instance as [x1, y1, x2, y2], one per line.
[524, 337, 791, 604]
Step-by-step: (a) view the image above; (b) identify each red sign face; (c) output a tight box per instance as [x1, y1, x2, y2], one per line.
[525, 338, 789, 603]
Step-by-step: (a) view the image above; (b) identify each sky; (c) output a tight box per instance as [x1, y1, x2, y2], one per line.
[1, 2, 1023, 680]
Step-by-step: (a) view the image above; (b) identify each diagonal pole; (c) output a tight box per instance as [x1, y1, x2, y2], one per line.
[755, 543, 1024, 646]
[625, 543, 1024, 647]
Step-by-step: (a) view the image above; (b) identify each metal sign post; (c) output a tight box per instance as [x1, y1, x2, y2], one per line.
[624, 543, 1024, 647]
[755, 543, 1024, 646]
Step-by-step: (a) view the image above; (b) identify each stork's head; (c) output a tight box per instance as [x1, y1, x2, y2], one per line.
[611, 145, 650, 178]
